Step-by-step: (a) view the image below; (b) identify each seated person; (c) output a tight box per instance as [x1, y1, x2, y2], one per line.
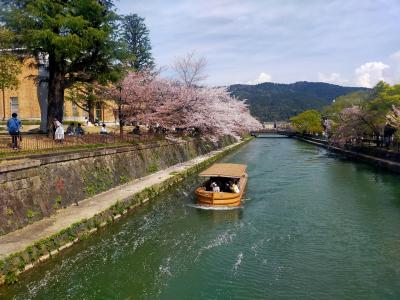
[132, 125, 140, 135]
[211, 182, 220, 193]
[66, 123, 75, 135]
[229, 181, 240, 193]
[100, 123, 108, 134]
[224, 182, 231, 193]
[75, 123, 85, 135]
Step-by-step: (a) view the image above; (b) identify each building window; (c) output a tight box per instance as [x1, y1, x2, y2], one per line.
[10, 97, 19, 115]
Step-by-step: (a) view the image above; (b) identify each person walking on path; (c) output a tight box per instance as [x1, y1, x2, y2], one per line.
[54, 118, 64, 143]
[7, 113, 22, 150]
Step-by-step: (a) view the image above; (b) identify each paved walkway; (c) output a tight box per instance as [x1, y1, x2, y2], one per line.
[0, 142, 241, 259]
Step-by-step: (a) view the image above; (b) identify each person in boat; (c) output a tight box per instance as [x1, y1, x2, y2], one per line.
[224, 181, 231, 192]
[229, 180, 240, 193]
[211, 182, 220, 192]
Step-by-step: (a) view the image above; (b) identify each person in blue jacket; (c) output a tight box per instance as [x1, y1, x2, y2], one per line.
[7, 113, 22, 150]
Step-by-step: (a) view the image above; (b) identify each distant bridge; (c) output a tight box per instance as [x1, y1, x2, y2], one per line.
[250, 129, 295, 138]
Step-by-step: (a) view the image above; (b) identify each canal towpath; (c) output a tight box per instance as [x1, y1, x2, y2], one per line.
[0, 140, 243, 260]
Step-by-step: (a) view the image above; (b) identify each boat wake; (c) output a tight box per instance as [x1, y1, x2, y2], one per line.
[187, 203, 243, 210]
[232, 252, 243, 273]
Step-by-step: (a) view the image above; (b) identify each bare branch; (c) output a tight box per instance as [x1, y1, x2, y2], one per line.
[173, 51, 208, 87]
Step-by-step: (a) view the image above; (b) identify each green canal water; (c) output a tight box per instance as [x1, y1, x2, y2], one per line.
[2, 138, 400, 299]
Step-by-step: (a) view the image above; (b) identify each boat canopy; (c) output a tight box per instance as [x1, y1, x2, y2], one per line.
[199, 163, 247, 178]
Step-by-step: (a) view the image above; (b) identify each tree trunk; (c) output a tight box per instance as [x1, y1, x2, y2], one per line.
[1, 88, 5, 121]
[46, 55, 65, 135]
[87, 99, 95, 123]
[37, 54, 49, 132]
[118, 102, 123, 138]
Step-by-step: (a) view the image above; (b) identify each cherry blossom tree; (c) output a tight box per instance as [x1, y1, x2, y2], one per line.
[329, 104, 386, 145]
[386, 105, 400, 142]
[386, 105, 400, 129]
[109, 70, 262, 140]
[329, 106, 365, 144]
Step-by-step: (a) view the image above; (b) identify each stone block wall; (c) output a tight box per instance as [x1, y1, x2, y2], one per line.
[0, 137, 235, 235]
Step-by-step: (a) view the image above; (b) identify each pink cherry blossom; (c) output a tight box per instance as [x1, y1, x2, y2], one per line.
[107, 71, 262, 139]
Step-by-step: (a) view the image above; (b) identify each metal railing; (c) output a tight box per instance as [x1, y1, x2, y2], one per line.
[0, 132, 166, 155]
[297, 133, 400, 163]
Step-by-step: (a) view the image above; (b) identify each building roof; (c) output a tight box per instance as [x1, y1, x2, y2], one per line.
[199, 163, 247, 178]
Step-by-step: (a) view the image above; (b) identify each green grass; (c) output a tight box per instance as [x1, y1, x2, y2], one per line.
[0, 136, 174, 160]
[0, 120, 87, 126]
[0, 119, 41, 126]
[0, 142, 132, 159]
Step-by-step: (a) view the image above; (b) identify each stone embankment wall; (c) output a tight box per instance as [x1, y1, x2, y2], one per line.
[0, 137, 235, 235]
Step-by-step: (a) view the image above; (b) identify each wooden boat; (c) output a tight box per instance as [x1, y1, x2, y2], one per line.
[195, 163, 248, 207]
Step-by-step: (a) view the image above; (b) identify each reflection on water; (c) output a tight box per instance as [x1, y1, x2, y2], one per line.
[2, 138, 400, 300]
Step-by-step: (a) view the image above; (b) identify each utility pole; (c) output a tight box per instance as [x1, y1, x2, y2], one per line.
[118, 85, 123, 138]
[2, 89, 5, 120]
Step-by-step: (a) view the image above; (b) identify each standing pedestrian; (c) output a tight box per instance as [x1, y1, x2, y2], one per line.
[7, 113, 22, 150]
[54, 118, 64, 143]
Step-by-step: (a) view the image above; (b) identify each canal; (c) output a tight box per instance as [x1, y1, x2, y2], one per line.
[2, 138, 400, 299]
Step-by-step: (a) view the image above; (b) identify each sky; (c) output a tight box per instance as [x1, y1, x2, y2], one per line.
[116, 0, 400, 87]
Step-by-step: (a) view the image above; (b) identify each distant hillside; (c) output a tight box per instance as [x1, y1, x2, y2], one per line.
[228, 81, 369, 121]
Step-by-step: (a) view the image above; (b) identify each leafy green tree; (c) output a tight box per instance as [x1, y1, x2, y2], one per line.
[290, 109, 323, 134]
[65, 82, 107, 123]
[366, 82, 400, 132]
[323, 91, 370, 120]
[1, 0, 124, 132]
[120, 14, 154, 71]
[323, 82, 400, 144]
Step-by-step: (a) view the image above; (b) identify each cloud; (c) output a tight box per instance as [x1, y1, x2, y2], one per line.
[390, 51, 400, 61]
[117, 0, 400, 86]
[247, 72, 272, 84]
[355, 62, 390, 88]
[389, 51, 400, 82]
[318, 72, 349, 85]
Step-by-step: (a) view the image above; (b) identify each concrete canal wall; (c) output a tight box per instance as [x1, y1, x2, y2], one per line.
[293, 135, 400, 173]
[0, 137, 236, 236]
[0, 137, 250, 286]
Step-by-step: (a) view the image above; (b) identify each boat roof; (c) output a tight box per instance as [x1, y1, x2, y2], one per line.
[199, 163, 247, 178]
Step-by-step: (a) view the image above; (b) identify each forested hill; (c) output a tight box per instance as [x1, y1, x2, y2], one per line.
[228, 81, 369, 121]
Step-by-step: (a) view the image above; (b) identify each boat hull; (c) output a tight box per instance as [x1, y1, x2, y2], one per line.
[195, 174, 247, 207]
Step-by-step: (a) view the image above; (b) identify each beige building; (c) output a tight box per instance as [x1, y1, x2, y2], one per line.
[1, 57, 117, 123]
[1, 58, 41, 120]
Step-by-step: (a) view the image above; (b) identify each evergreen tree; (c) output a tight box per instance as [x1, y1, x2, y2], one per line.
[65, 82, 107, 123]
[0, 0, 124, 132]
[121, 14, 154, 71]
